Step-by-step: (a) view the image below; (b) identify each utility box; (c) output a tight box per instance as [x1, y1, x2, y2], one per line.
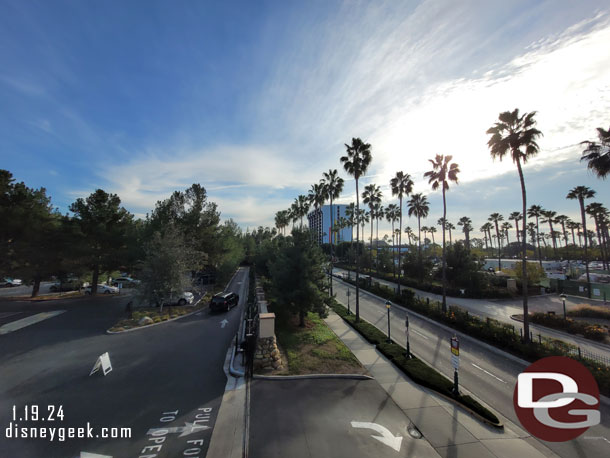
[507, 278, 517, 292]
[259, 313, 276, 339]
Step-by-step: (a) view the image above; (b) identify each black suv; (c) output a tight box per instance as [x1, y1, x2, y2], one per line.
[210, 292, 239, 312]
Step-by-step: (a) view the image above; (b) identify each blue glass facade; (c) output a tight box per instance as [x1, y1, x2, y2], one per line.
[307, 204, 352, 245]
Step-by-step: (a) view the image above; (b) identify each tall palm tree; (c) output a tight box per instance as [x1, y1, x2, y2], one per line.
[295, 195, 310, 229]
[446, 222, 455, 246]
[362, 183, 382, 275]
[390, 171, 414, 295]
[527, 205, 544, 267]
[554, 215, 570, 249]
[424, 154, 459, 312]
[581, 125, 610, 179]
[341, 138, 372, 322]
[502, 221, 512, 246]
[487, 108, 542, 343]
[404, 226, 413, 247]
[480, 222, 492, 252]
[345, 202, 356, 267]
[429, 226, 437, 253]
[509, 212, 522, 244]
[322, 169, 344, 295]
[586, 202, 608, 270]
[385, 204, 399, 279]
[541, 210, 558, 257]
[457, 216, 473, 250]
[488, 213, 504, 270]
[421, 226, 430, 249]
[567, 220, 579, 247]
[308, 182, 326, 243]
[373, 202, 385, 277]
[407, 193, 429, 271]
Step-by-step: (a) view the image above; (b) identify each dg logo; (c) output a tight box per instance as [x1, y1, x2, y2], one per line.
[513, 356, 600, 441]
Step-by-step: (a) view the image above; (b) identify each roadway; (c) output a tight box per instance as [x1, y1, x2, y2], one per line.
[0, 268, 249, 458]
[333, 267, 610, 360]
[332, 277, 610, 458]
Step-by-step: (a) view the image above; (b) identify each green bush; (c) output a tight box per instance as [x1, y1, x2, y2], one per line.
[568, 305, 610, 320]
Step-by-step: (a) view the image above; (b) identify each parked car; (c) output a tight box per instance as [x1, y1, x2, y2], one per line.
[85, 284, 119, 295]
[158, 291, 195, 306]
[112, 276, 141, 288]
[0, 277, 22, 287]
[49, 278, 82, 292]
[210, 291, 239, 312]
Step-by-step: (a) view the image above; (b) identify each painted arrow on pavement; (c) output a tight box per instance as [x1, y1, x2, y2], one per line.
[147, 422, 210, 438]
[351, 421, 403, 452]
[220, 319, 229, 328]
[80, 452, 113, 458]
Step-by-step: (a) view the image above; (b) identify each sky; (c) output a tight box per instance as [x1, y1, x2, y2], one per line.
[1, 0, 609, 240]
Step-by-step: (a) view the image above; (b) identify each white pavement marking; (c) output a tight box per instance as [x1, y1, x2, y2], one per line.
[0, 310, 66, 335]
[81, 452, 113, 458]
[220, 319, 229, 328]
[350, 421, 403, 452]
[147, 422, 210, 438]
[471, 363, 507, 384]
[411, 329, 429, 340]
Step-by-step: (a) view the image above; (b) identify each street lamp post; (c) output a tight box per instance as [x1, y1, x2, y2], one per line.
[385, 300, 392, 343]
[405, 313, 410, 358]
[560, 293, 567, 320]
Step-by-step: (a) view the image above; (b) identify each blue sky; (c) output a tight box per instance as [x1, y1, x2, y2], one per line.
[1, 0, 609, 239]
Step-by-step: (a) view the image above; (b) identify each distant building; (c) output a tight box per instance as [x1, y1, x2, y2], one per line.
[307, 204, 352, 245]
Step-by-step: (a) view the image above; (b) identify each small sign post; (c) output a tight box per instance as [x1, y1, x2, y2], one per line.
[89, 352, 112, 377]
[385, 301, 392, 343]
[451, 336, 459, 395]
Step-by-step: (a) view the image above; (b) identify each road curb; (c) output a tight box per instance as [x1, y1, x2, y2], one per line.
[105, 294, 207, 334]
[253, 374, 374, 381]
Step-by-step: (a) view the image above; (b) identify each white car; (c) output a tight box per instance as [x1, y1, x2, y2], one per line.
[170, 291, 194, 306]
[1, 277, 22, 287]
[85, 284, 119, 295]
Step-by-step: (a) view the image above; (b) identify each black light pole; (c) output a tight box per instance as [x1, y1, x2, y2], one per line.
[560, 293, 567, 320]
[385, 300, 392, 343]
[405, 313, 410, 358]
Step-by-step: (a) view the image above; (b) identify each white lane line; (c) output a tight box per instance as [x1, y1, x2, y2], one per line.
[471, 363, 507, 384]
[0, 310, 66, 335]
[411, 329, 429, 340]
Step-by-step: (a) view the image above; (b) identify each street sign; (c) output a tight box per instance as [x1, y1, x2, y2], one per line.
[89, 352, 112, 376]
[451, 336, 459, 356]
[451, 354, 459, 370]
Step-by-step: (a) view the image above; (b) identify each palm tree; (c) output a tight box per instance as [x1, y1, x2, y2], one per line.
[567, 220, 580, 247]
[345, 202, 356, 267]
[373, 202, 385, 277]
[429, 226, 437, 250]
[405, 226, 413, 247]
[509, 212, 522, 244]
[446, 222, 455, 246]
[527, 205, 544, 267]
[385, 204, 399, 279]
[457, 216, 473, 250]
[586, 202, 608, 270]
[502, 221, 512, 246]
[322, 169, 344, 295]
[308, 182, 326, 243]
[581, 125, 610, 179]
[362, 183, 382, 275]
[295, 195, 310, 229]
[341, 138, 372, 322]
[480, 222, 493, 252]
[407, 193, 429, 270]
[421, 226, 429, 249]
[487, 108, 542, 343]
[554, 215, 570, 249]
[289, 202, 299, 230]
[488, 213, 504, 270]
[390, 171, 414, 295]
[541, 210, 558, 257]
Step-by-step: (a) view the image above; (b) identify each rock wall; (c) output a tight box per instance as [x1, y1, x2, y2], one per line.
[253, 335, 283, 371]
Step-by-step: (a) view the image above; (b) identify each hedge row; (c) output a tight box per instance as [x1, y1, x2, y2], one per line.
[530, 313, 608, 342]
[329, 299, 500, 425]
[337, 277, 610, 396]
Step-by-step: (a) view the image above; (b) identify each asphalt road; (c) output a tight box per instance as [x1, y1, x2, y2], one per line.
[249, 378, 439, 458]
[332, 278, 610, 458]
[0, 268, 249, 458]
[0, 281, 55, 297]
[333, 267, 610, 358]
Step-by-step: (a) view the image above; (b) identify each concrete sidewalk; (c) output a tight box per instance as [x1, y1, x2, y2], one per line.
[325, 311, 559, 458]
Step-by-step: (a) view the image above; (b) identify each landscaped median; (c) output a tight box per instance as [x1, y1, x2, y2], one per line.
[107, 292, 211, 333]
[328, 298, 502, 427]
[256, 311, 367, 376]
